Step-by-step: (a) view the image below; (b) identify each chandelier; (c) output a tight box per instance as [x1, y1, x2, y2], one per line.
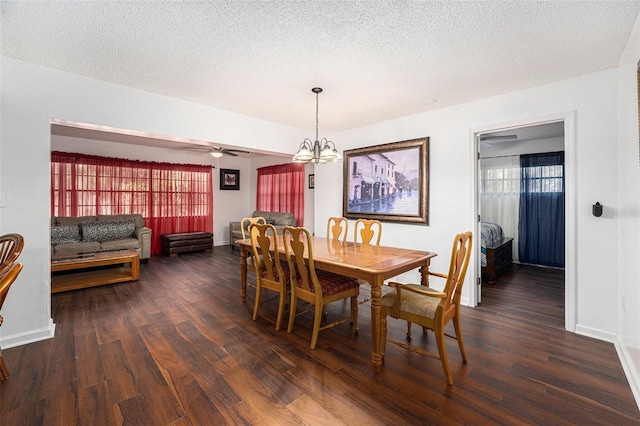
[292, 87, 342, 164]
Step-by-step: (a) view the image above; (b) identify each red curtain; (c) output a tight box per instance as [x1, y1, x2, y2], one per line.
[51, 151, 213, 255]
[256, 163, 305, 226]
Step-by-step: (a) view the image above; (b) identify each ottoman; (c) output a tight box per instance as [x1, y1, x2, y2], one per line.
[160, 232, 213, 256]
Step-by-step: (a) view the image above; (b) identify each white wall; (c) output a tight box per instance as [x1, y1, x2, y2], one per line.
[616, 10, 640, 406]
[316, 69, 619, 338]
[0, 57, 308, 347]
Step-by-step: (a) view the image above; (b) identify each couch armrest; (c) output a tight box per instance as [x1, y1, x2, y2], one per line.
[229, 221, 242, 248]
[135, 227, 152, 260]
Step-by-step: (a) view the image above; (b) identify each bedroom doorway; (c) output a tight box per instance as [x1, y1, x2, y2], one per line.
[473, 114, 574, 332]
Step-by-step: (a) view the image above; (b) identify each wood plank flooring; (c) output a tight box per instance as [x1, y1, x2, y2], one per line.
[1, 249, 638, 425]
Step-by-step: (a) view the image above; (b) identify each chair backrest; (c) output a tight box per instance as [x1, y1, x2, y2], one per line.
[283, 226, 321, 296]
[248, 223, 285, 283]
[354, 219, 382, 246]
[441, 232, 473, 309]
[0, 263, 23, 316]
[326, 217, 348, 243]
[241, 216, 267, 240]
[0, 234, 24, 274]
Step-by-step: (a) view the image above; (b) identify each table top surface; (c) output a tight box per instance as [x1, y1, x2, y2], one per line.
[237, 235, 436, 275]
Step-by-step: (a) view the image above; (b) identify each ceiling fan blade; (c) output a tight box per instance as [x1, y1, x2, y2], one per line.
[222, 151, 239, 157]
[224, 148, 250, 154]
[479, 135, 517, 141]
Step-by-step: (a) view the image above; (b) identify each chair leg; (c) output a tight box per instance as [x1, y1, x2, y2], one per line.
[351, 296, 359, 332]
[406, 321, 412, 339]
[275, 290, 286, 331]
[381, 315, 387, 358]
[453, 311, 467, 362]
[0, 354, 9, 381]
[287, 292, 297, 334]
[435, 326, 453, 386]
[252, 285, 262, 321]
[310, 303, 324, 350]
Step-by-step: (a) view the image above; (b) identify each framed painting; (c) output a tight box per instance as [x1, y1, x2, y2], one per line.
[220, 168, 240, 190]
[342, 137, 429, 224]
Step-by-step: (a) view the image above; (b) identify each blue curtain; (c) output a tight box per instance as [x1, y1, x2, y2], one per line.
[518, 152, 565, 267]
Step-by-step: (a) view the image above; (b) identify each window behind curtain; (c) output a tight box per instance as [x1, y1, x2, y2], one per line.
[51, 151, 213, 255]
[256, 163, 304, 226]
[518, 151, 565, 267]
[480, 155, 520, 261]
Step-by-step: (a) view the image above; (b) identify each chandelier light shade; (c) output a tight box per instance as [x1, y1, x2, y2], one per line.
[292, 87, 343, 164]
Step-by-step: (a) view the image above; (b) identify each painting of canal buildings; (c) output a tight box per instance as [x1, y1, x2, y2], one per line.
[342, 137, 429, 224]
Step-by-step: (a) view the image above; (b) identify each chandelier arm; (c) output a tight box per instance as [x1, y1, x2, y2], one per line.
[294, 87, 341, 164]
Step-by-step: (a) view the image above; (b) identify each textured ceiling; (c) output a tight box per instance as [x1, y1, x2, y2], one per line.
[2, 1, 640, 136]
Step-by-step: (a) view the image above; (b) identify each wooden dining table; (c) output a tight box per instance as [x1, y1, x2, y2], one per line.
[236, 235, 437, 372]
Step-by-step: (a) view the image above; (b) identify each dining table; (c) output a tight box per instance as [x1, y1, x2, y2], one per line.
[236, 235, 437, 372]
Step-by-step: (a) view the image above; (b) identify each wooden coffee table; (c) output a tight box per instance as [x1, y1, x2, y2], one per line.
[51, 249, 140, 293]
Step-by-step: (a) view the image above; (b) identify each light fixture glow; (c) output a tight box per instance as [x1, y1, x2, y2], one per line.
[292, 87, 342, 165]
[210, 151, 224, 158]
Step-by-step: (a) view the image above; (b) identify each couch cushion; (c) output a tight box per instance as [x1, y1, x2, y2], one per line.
[51, 224, 81, 245]
[98, 214, 145, 228]
[82, 220, 136, 242]
[252, 211, 296, 226]
[55, 216, 97, 226]
[101, 238, 140, 251]
[54, 241, 101, 255]
[270, 212, 296, 226]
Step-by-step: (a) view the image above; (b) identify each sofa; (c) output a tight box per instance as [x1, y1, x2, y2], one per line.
[229, 210, 297, 250]
[51, 214, 152, 261]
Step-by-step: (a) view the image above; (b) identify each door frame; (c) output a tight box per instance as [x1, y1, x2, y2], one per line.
[469, 111, 576, 332]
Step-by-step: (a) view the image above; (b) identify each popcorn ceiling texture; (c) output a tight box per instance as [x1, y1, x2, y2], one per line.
[2, 1, 639, 133]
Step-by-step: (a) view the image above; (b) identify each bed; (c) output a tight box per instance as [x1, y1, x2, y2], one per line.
[481, 222, 513, 284]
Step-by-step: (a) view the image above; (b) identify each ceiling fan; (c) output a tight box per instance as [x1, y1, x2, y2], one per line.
[207, 147, 250, 158]
[185, 145, 250, 157]
[479, 134, 517, 148]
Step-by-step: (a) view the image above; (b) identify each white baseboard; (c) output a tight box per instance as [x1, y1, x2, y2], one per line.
[574, 323, 617, 343]
[0, 318, 55, 349]
[576, 325, 640, 411]
[615, 336, 640, 411]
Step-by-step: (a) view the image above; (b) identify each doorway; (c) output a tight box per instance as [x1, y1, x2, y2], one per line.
[471, 112, 576, 332]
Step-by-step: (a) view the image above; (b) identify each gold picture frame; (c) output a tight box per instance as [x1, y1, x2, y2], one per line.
[342, 137, 429, 224]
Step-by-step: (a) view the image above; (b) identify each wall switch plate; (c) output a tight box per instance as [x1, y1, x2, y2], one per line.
[0, 192, 6, 208]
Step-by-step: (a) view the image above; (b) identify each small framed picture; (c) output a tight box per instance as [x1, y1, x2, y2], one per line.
[220, 168, 240, 190]
[308, 174, 315, 189]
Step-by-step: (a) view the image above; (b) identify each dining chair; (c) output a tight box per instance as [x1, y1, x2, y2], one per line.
[0, 233, 24, 275]
[0, 262, 24, 381]
[241, 216, 267, 285]
[380, 231, 472, 385]
[283, 226, 360, 349]
[326, 217, 348, 243]
[241, 216, 267, 241]
[249, 223, 289, 330]
[353, 219, 382, 245]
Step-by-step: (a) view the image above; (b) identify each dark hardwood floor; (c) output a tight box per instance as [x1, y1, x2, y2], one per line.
[1, 249, 638, 425]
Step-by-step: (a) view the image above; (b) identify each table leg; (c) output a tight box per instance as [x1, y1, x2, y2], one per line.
[369, 276, 384, 372]
[419, 258, 431, 286]
[131, 256, 140, 280]
[240, 246, 248, 302]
